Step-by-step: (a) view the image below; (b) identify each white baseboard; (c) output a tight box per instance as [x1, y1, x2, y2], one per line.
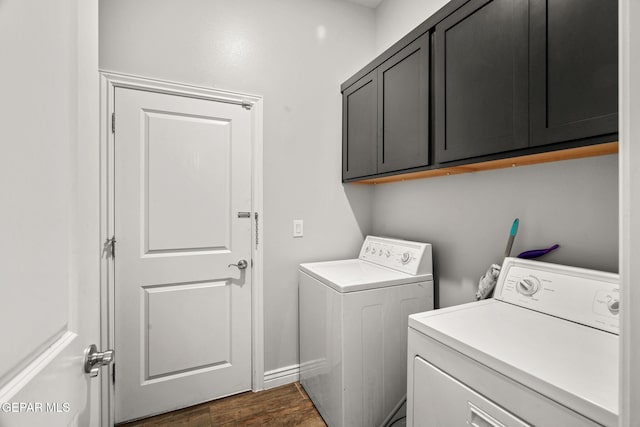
[263, 364, 300, 390]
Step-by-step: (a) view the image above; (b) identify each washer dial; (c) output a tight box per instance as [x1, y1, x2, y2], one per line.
[517, 277, 540, 297]
[401, 252, 412, 265]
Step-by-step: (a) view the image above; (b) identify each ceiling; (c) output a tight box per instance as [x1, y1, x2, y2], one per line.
[345, 0, 384, 9]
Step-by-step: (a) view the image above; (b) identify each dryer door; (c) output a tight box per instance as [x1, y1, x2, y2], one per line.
[411, 356, 531, 427]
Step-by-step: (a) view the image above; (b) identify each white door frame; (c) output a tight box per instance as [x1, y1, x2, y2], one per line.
[619, 0, 639, 425]
[99, 71, 264, 426]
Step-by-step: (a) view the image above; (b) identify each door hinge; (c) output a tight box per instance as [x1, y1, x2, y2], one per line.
[102, 236, 116, 259]
[241, 101, 253, 110]
[254, 212, 259, 248]
[111, 112, 116, 133]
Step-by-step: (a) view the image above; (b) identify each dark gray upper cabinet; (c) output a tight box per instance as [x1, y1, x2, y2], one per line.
[341, 0, 618, 182]
[435, 0, 529, 163]
[342, 34, 429, 181]
[529, 0, 618, 147]
[342, 70, 377, 180]
[378, 34, 430, 174]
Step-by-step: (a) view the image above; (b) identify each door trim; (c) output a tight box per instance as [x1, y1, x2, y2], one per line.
[99, 71, 264, 426]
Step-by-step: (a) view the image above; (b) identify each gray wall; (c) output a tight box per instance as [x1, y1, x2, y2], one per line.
[99, 0, 376, 373]
[375, 0, 448, 53]
[100, 0, 619, 375]
[372, 0, 619, 308]
[372, 156, 619, 307]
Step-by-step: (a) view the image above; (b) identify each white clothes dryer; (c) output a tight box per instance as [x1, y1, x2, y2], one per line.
[299, 236, 434, 427]
[407, 257, 619, 427]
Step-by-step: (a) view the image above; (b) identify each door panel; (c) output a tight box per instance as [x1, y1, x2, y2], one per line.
[146, 111, 231, 252]
[114, 88, 253, 423]
[378, 33, 430, 174]
[342, 70, 378, 180]
[435, 0, 529, 163]
[529, 0, 618, 146]
[145, 282, 231, 379]
[0, 0, 100, 425]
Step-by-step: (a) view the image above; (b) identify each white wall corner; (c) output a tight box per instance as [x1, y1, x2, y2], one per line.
[263, 364, 300, 390]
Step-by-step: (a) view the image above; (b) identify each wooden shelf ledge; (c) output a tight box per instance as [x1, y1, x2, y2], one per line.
[355, 141, 619, 185]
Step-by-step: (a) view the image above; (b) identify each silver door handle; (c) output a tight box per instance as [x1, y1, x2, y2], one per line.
[228, 259, 248, 270]
[84, 344, 115, 378]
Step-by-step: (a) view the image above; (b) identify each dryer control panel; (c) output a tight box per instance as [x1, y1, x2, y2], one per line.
[359, 236, 433, 276]
[495, 257, 620, 334]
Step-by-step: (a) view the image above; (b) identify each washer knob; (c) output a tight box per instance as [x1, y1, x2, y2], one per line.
[401, 252, 411, 265]
[608, 298, 620, 315]
[517, 278, 540, 297]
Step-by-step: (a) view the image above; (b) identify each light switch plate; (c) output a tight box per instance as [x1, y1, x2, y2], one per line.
[293, 220, 304, 237]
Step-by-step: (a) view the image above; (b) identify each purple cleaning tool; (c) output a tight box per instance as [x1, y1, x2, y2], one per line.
[517, 244, 559, 259]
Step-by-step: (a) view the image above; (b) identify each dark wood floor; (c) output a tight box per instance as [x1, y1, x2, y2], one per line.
[118, 382, 327, 426]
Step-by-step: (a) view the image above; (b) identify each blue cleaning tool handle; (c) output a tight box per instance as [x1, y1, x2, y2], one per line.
[518, 244, 560, 259]
[504, 218, 519, 258]
[510, 219, 519, 236]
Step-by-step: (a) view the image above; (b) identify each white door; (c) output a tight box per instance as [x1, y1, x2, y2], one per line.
[114, 87, 253, 422]
[0, 0, 102, 426]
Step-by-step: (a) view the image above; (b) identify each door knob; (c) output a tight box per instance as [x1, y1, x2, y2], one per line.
[228, 259, 248, 270]
[84, 344, 115, 378]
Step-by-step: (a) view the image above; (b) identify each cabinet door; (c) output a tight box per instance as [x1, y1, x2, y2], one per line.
[530, 0, 618, 146]
[378, 33, 430, 174]
[342, 70, 378, 180]
[435, 0, 529, 163]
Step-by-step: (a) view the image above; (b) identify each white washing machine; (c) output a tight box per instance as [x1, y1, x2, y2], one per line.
[407, 257, 619, 427]
[299, 236, 434, 427]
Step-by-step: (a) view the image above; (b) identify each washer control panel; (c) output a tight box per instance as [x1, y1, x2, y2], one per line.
[495, 257, 620, 334]
[359, 236, 433, 276]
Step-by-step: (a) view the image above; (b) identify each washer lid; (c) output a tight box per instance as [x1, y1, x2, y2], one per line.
[299, 259, 433, 293]
[409, 300, 618, 427]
